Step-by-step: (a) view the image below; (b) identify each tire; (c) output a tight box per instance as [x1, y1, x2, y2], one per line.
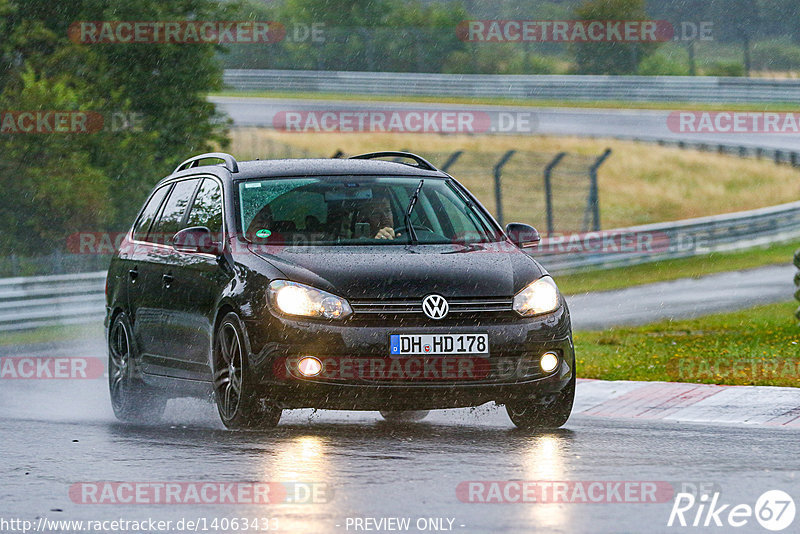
[379, 410, 430, 422]
[108, 313, 167, 423]
[505, 376, 575, 430]
[213, 312, 282, 430]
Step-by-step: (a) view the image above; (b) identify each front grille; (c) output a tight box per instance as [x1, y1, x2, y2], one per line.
[350, 297, 513, 316]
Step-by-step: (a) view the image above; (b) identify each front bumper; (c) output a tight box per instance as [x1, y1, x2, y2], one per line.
[244, 305, 574, 410]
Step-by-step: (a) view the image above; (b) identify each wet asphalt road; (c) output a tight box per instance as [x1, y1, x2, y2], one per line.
[1, 333, 799, 534]
[567, 264, 797, 330]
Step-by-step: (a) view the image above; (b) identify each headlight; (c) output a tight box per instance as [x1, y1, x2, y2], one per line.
[513, 276, 560, 317]
[268, 280, 352, 320]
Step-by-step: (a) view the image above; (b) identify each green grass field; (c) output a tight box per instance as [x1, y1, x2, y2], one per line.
[575, 301, 800, 387]
[0, 323, 103, 347]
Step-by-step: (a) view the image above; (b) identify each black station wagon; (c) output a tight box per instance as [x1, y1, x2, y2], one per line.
[105, 151, 575, 429]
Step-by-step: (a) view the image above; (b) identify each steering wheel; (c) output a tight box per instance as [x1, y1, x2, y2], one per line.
[394, 224, 433, 236]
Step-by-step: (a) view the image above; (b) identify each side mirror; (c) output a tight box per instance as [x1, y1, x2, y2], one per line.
[505, 223, 540, 249]
[173, 226, 223, 255]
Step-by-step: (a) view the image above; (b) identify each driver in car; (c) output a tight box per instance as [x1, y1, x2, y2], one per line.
[357, 195, 395, 240]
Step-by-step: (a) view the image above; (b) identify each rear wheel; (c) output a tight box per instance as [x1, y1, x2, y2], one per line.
[108, 313, 167, 423]
[506, 376, 575, 430]
[379, 410, 430, 422]
[213, 312, 282, 430]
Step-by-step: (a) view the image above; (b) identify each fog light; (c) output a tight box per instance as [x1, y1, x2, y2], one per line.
[540, 352, 559, 373]
[297, 357, 322, 377]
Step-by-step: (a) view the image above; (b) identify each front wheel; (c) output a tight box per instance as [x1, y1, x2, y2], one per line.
[213, 312, 282, 430]
[379, 410, 430, 422]
[108, 313, 167, 423]
[506, 377, 575, 430]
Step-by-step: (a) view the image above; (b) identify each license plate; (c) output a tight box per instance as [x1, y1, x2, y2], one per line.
[389, 334, 489, 355]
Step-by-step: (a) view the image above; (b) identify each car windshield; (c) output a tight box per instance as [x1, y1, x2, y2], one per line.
[237, 176, 501, 246]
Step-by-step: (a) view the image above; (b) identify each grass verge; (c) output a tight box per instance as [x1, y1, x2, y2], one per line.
[557, 241, 799, 295]
[575, 301, 800, 387]
[212, 90, 800, 112]
[0, 323, 103, 348]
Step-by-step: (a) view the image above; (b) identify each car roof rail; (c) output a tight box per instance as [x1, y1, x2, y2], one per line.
[348, 151, 438, 172]
[173, 152, 239, 175]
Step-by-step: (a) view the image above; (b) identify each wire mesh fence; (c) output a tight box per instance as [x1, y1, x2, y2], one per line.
[375, 148, 608, 234]
[227, 133, 612, 234]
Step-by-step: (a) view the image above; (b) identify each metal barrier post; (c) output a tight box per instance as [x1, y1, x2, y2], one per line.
[794, 248, 800, 323]
[587, 149, 612, 232]
[493, 150, 516, 227]
[441, 150, 463, 172]
[543, 152, 567, 235]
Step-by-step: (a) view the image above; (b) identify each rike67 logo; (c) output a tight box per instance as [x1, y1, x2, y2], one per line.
[668, 490, 795, 531]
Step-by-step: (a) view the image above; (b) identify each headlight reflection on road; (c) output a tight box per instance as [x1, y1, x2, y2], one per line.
[261, 435, 333, 532]
[522, 434, 571, 531]
[270, 435, 329, 481]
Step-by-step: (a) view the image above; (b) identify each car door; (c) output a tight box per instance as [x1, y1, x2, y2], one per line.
[125, 183, 172, 360]
[159, 177, 229, 381]
[135, 177, 201, 378]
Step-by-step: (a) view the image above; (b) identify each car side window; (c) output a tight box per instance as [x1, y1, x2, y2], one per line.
[186, 178, 223, 235]
[132, 184, 171, 242]
[150, 179, 200, 245]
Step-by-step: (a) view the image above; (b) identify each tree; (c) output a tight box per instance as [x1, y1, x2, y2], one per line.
[0, 0, 231, 256]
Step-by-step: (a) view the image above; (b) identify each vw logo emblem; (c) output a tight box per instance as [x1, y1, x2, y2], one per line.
[422, 294, 449, 320]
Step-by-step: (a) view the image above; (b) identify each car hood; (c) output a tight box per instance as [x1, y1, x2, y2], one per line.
[249, 244, 545, 299]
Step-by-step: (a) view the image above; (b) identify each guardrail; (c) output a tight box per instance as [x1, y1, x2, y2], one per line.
[0, 272, 106, 332]
[795, 249, 800, 323]
[2, 202, 800, 332]
[223, 70, 800, 103]
[595, 134, 800, 167]
[535, 200, 800, 273]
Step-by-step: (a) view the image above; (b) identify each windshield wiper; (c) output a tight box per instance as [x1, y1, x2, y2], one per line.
[404, 179, 424, 244]
[442, 242, 484, 254]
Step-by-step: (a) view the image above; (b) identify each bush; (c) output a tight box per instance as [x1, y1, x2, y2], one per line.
[752, 39, 800, 72]
[703, 61, 746, 77]
[637, 53, 690, 76]
[443, 46, 559, 75]
[570, 0, 656, 75]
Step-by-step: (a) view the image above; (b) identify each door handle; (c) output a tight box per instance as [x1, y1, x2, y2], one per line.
[162, 273, 174, 287]
[128, 267, 138, 281]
